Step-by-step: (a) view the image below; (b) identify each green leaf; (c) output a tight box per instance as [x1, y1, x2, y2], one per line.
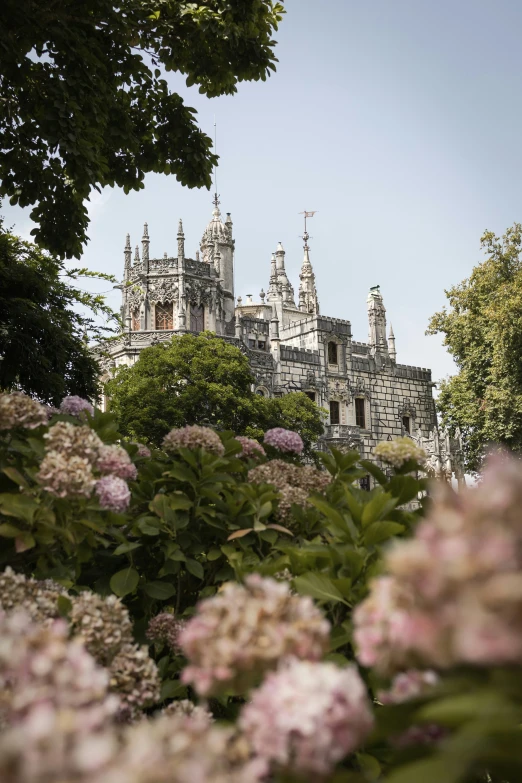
[186, 559, 204, 579]
[143, 581, 176, 600]
[359, 460, 388, 486]
[356, 754, 381, 781]
[110, 567, 139, 597]
[168, 492, 193, 510]
[113, 541, 142, 555]
[2, 467, 29, 489]
[293, 572, 350, 605]
[0, 493, 39, 524]
[363, 520, 405, 545]
[361, 491, 398, 526]
[0, 523, 22, 537]
[160, 680, 188, 700]
[57, 595, 73, 617]
[15, 532, 35, 552]
[207, 547, 222, 561]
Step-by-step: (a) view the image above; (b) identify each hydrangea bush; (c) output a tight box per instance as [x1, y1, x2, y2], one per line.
[4, 390, 522, 780]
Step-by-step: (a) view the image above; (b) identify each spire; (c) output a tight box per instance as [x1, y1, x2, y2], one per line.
[134, 245, 140, 263]
[298, 224, 319, 315]
[177, 218, 185, 261]
[367, 285, 387, 354]
[124, 233, 131, 279]
[266, 252, 278, 301]
[388, 323, 396, 362]
[141, 223, 149, 263]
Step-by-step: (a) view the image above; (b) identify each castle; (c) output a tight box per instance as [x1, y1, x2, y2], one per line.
[98, 197, 464, 483]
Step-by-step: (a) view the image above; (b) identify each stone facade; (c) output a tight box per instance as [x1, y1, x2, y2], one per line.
[98, 199, 464, 484]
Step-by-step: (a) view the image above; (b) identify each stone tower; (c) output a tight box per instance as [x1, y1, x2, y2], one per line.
[200, 195, 235, 323]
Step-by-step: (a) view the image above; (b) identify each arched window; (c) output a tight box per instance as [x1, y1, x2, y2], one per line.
[132, 310, 140, 331]
[402, 415, 411, 433]
[155, 303, 173, 330]
[190, 302, 204, 332]
[327, 341, 338, 364]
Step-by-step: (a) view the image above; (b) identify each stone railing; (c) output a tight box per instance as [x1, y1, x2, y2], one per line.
[322, 424, 361, 441]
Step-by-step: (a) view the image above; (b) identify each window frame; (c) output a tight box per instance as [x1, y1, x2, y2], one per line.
[355, 397, 366, 429]
[190, 302, 205, 332]
[155, 302, 173, 330]
[327, 341, 338, 365]
[329, 399, 340, 425]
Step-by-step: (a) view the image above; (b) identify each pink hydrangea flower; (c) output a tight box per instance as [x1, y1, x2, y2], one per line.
[95, 476, 131, 513]
[135, 443, 151, 458]
[0, 391, 48, 430]
[234, 436, 265, 459]
[354, 452, 522, 673]
[163, 425, 225, 456]
[60, 395, 94, 417]
[179, 574, 330, 696]
[97, 445, 138, 481]
[240, 658, 374, 777]
[264, 428, 304, 454]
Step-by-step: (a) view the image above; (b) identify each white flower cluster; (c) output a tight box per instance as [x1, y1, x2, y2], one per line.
[374, 436, 426, 468]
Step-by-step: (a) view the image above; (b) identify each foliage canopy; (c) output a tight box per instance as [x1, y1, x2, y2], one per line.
[428, 223, 522, 472]
[0, 0, 284, 258]
[0, 214, 117, 403]
[104, 331, 325, 457]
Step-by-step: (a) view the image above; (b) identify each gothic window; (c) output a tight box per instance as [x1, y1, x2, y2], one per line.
[248, 338, 256, 349]
[155, 302, 173, 330]
[355, 397, 366, 429]
[132, 310, 140, 331]
[258, 340, 266, 351]
[190, 302, 204, 332]
[402, 415, 411, 433]
[327, 341, 338, 364]
[256, 388, 266, 396]
[305, 391, 316, 402]
[329, 400, 340, 425]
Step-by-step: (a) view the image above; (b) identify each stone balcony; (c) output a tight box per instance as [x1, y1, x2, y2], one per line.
[322, 424, 362, 442]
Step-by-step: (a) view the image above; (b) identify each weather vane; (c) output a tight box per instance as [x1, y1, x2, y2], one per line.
[299, 210, 317, 248]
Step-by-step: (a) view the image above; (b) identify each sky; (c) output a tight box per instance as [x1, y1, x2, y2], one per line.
[4, 0, 522, 387]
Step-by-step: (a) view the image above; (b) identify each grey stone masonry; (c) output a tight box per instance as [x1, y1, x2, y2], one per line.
[97, 200, 464, 485]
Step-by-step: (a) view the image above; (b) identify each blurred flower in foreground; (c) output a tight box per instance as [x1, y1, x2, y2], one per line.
[240, 658, 374, 778]
[179, 574, 330, 696]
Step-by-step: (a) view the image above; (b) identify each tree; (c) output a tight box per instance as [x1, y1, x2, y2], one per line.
[427, 223, 522, 472]
[0, 213, 118, 404]
[104, 331, 324, 454]
[0, 0, 285, 259]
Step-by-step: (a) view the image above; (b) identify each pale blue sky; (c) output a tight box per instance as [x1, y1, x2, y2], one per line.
[5, 0, 522, 384]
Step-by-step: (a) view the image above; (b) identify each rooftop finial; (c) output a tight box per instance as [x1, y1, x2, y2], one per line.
[134, 245, 140, 263]
[212, 117, 220, 211]
[143, 222, 149, 239]
[299, 210, 317, 250]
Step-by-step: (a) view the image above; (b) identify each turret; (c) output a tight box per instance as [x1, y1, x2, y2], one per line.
[177, 219, 185, 262]
[298, 230, 319, 315]
[123, 233, 131, 280]
[200, 195, 235, 322]
[367, 286, 388, 354]
[141, 223, 149, 273]
[388, 323, 396, 361]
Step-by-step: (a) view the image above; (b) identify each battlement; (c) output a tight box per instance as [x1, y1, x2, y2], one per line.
[395, 364, 432, 381]
[280, 345, 321, 365]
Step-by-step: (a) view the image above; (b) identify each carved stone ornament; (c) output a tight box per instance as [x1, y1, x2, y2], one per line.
[349, 378, 371, 400]
[127, 285, 144, 311]
[148, 278, 178, 305]
[184, 280, 213, 307]
[328, 379, 351, 402]
[397, 398, 417, 419]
